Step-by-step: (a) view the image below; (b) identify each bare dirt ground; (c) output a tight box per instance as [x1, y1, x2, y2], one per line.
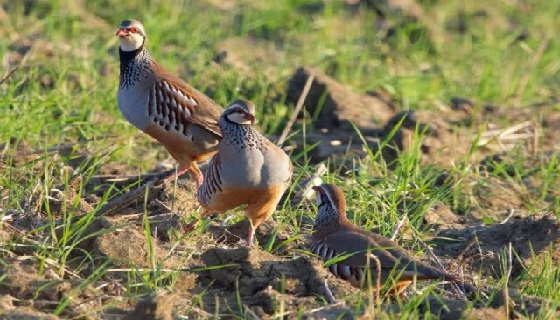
[1, 66, 559, 318]
[1, 1, 560, 319]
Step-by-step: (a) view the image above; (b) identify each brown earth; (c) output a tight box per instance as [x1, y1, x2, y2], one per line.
[2, 77, 559, 318]
[2, 165, 559, 318]
[433, 215, 560, 280]
[2, 1, 560, 319]
[2, 71, 559, 319]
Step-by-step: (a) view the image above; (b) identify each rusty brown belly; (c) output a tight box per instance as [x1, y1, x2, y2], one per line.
[144, 122, 219, 165]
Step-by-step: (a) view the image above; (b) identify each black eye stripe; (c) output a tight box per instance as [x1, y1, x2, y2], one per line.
[228, 107, 244, 114]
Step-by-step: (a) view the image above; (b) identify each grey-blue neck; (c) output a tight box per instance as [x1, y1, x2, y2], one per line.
[219, 116, 266, 151]
[314, 202, 340, 230]
[119, 46, 152, 89]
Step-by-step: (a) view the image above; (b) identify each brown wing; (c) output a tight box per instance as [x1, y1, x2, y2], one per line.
[151, 69, 223, 137]
[312, 228, 455, 281]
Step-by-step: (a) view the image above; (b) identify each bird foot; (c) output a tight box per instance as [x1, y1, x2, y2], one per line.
[246, 227, 255, 248]
[244, 238, 254, 248]
[182, 220, 199, 233]
[183, 210, 213, 234]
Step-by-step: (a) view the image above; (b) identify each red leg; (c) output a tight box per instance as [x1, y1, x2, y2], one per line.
[176, 166, 193, 177]
[192, 169, 203, 188]
[163, 166, 190, 182]
[246, 226, 255, 247]
[197, 176, 203, 188]
[182, 220, 199, 233]
[183, 210, 212, 233]
[163, 165, 203, 188]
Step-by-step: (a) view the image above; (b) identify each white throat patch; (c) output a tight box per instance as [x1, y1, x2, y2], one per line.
[119, 34, 144, 52]
[226, 112, 252, 125]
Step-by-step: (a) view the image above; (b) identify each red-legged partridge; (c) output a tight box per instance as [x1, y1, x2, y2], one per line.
[116, 19, 223, 186]
[310, 184, 458, 294]
[197, 99, 293, 247]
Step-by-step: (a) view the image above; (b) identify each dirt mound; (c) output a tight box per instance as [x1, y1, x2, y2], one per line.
[283, 67, 488, 170]
[93, 220, 168, 268]
[207, 218, 305, 254]
[283, 66, 552, 174]
[2, 2, 560, 318]
[423, 201, 465, 230]
[123, 291, 177, 320]
[198, 247, 355, 317]
[0, 258, 102, 318]
[44, 175, 96, 217]
[287, 66, 396, 130]
[433, 215, 560, 279]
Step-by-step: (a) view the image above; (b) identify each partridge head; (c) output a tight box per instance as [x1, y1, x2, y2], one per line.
[310, 183, 458, 294]
[116, 19, 223, 186]
[222, 99, 256, 125]
[116, 19, 146, 52]
[197, 99, 293, 247]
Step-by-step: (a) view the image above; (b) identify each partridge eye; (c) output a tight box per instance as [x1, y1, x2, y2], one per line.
[127, 27, 138, 33]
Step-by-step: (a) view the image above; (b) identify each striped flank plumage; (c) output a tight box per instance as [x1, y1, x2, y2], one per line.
[116, 19, 223, 185]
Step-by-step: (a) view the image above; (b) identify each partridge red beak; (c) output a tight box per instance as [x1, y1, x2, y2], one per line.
[115, 29, 128, 37]
[244, 113, 256, 124]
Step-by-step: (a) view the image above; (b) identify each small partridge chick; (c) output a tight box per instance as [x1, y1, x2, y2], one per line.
[116, 19, 223, 185]
[310, 184, 457, 294]
[197, 99, 293, 247]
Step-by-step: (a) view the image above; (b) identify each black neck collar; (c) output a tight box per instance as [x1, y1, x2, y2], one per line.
[119, 45, 144, 64]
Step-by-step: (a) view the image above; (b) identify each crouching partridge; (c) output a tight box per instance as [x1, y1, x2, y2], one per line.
[116, 19, 223, 186]
[197, 99, 293, 247]
[310, 184, 458, 295]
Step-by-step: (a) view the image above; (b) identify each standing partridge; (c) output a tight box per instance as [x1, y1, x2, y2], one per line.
[310, 184, 458, 294]
[197, 99, 293, 247]
[116, 19, 223, 186]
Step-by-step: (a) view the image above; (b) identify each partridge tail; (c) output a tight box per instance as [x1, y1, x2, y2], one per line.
[403, 262, 459, 282]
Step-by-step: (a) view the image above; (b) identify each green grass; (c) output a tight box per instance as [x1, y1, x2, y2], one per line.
[1, 0, 560, 318]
